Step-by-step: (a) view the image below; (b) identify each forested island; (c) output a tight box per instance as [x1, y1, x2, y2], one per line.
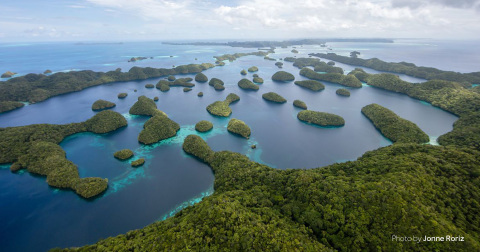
[297, 110, 345, 127]
[206, 93, 240, 117]
[0, 110, 127, 198]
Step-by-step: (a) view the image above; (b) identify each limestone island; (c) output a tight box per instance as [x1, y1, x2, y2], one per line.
[253, 77, 264, 84]
[291, 49, 299, 54]
[171, 78, 195, 87]
[214, 83, 225, 91]
[131, 158, 145, 167]
[294, 80, 325, 91]
[238, 79, 259, 90]
[361, 103, 429, 143]
[154, 96, 159, 101]
[293, 100, 307, 109]
[248, 66, 259, 72]
[272, 71, 295, 82]
[1, 71, 16, 78]
[275, 62, 283, 68]
[195, 120, 214, 132]
[183, 87, 192, 92]
[156, 81, 170, 92]
[44, 69, 52, 74]
[241, 69, 247, 75]
[114, 149, 134, 160]
[197, 92, 204, 97]
[92, 99, 116, 111]
[209, 78, 224, 87]
[118, 93, 128, 99]
[129, 96, 159, 116]
[168, 75, 176, 81]
[336, 88, 351, 97]
[145, 83, 154, 88]
[262, 92, 287, 103]
[297, 110, 345, 127]
[195, 73, 208, 83]
[227, 118, 251, 139]
[206, 93, 240, 117]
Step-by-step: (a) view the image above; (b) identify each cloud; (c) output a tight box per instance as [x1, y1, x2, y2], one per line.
[392, 0, 480, 9]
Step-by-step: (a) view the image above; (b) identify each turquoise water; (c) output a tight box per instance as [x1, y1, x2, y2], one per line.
[0, 40, 470, 251]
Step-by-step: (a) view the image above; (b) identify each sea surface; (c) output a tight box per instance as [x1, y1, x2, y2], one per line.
[0, 39, 476, 252]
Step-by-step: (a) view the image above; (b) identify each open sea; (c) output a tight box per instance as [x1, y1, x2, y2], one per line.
[0, 39, 478, 252]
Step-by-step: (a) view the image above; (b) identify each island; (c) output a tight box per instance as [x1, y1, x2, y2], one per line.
[238, 79, 259, 90]
[129, 96, 158, 116]
[154, 96, 159, 101]
[293, 99, 307, 109]
[157, 81, 170, 92]
[253, 77, 264, 84]
[272, 71, 295, 82]
[145, 83, 155, 88]
[291, 49, 299, 54]
[92, 99, 116, 111]
[44, 69, 52, 74]
[294, 80, 325, 91]
[195, 73, 208, 82]
[336, 88, 351, 97]
[1, 71, 16, 78]
[262, 92, 287, 103]
[206, 93, 240, 117]
[131, 158, 145, 167]
[183, 88, 192, 92]
[197, 92, 203, 97]
[227, 118, 251, 138]
[138, 113, 180, 144]
[1, 110, 126, 199]
[168, 75, 176, 81]
[241, 69, 247, 75]
[195, 120, 214, 132]
[209, 78, 224, 87]
[114, 149, 134, 160]
[214, 83, 225, 91]
[297, 110, 345, 127]
[299, 67, 362, 88]
[117, 93, 128, 99]
[248, 66, 259, 72]
[275, 62, 283, 68]
[361, 104, 429, 143]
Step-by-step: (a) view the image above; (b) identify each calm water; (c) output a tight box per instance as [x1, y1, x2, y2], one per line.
[0, 40, 472, 251]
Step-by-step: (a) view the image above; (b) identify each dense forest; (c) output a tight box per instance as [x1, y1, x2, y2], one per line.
[311, 52, 480, 83]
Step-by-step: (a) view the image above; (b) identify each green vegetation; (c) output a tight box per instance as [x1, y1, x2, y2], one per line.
[311, 52, 480, 83]
[293, 99, 307, 109]
[0, 101, 24, 113]
[69, 135, 480, 251]
[154, 96, 159, 101]
[262, 92, 287, 103]
[253, 74, 259, 78]
[167, 75, 176, 81]
[238, 79, 259, 90]
[264, 56, 276, 61]
[0, 111, 126, 199]
[227, 118, 251, 138]
[91, 99, 116, 111]
[294, 80, 325, 91]
[44, 69, 52, 74]
[438, 113, 480, 150]
[206, 93, 240, 117]
[183, 87, 192, 92]
[300, 67, 362, 88]
[1, 71, 16, 78]
[114, 149, 133, 160]
[314, 62, 344, 74]
[213, 83, 225, 91]
[253, 77, 264, 84]
[275, 62, 283, 68]
[131, 158, 145, 167]
[297, 110, 345, 127]
[157, 82, 170, 92]
[0, 63, 214, 109]
[129, 96, 158, 116]
[195, 73, 208, 83]
[336, 88, 350, 96]
[248, 66, 258, 72]
[138, 113, 180, 145]
[361, 104, 429, 143]
[117, 93, 127, 99]
[209, 78, 224, 86]
[171, 78, 195, 87]
[145, 83, 154, 88]
[291, 49, 299, 53]
[272, 71, 295, 82]
[195, 120, 213, 132]
[240, 69, 247, 75]
[84, 110, 128, 134]
[197, 92, 203, 97]
[213, 51, 268, 62]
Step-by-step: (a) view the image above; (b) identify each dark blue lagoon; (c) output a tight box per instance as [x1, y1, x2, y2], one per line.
[0, 40, 469, 251]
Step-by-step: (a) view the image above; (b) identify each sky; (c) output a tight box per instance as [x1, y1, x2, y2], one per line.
[1, 0, 479, 42]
